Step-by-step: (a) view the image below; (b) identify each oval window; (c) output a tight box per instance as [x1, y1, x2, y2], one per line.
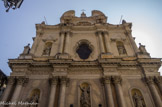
[76, 43, 92, 59]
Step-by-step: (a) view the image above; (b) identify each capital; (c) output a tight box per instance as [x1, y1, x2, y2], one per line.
[112, 76, 122, 84]
[154, 76, 162, 84]
[96, 31, 102, 35]
[16, 77, 28, 85]
[102, 76, 111, 84]
[60, 76, 68, 85]
[145, 76, 154, 84]
[50, 76, 59, 85]
[8, 76, 16, 85]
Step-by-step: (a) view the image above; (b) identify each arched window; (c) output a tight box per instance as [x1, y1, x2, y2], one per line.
[116, 41, 127, 55]
[43, 42, 52, 56]
[76, 43, 92, 60]
[79, 83, 91, 107]
[131, 89, 146, 107]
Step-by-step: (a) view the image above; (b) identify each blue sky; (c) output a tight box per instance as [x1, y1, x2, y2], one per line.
[0, 0, 162, 75]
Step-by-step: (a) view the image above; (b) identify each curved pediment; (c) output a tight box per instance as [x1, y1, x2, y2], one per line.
[60, 10, 107, 25]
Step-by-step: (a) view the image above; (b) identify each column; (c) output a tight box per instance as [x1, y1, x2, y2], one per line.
[64, 32, 70, 54]
[103, 32, 111, 53]
[58, 76, 68, 107]
[154, 76, 162, 94]
[48, 76, 59, 107]
[112, 76, 126, 107]
[103, 76, 114, 107]
[1, 77, 15, 101]
[59, 32, 65, 53]
[97, 31, 105, 53]
[10, 77, 27, 105]
[145, 77, 162, 107]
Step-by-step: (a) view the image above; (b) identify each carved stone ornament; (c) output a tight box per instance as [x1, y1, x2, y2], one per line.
[112, 76, 122, 84]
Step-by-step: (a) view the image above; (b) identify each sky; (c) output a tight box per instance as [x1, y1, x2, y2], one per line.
[0, 0, 162, 76]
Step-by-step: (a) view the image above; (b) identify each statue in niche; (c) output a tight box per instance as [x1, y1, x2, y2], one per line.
[80, 84, 91, 107]
[23, 43, 30, 54]
[117, 45, 126, 55]
[133, 92, 145, 107]
[28, 93, 39, 107]
[43, 45, 51, 56]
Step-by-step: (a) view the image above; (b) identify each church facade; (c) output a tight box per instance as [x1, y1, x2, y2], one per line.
[0, 10, 162, 107]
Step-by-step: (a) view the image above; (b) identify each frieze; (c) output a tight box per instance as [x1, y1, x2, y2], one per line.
[103, 68, 116, 72]
[119, 70, 141, 75]
[54, 68, 68, 72]
[69, 68, 100, 74]
[27, 70, 51, 75]
[143, 68, 157, 72]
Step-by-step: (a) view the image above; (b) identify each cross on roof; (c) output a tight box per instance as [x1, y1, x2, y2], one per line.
[81, 9, 86, 12]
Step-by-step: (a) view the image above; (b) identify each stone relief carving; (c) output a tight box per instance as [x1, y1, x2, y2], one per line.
[80, 83, 91, 107]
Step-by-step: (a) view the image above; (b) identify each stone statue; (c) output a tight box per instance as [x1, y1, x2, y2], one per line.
[122, 20, 126, 24]
[118, 45, 126, 55]
[139, 43, 147, 53]
[133, 92, 145, 107]
[43, 46, 51, 55]
[23, 43, 30, 54]
[28, 94, 39, 107]
[80, 85, 91, 107]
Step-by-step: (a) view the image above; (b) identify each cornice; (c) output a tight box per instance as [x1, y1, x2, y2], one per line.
[8, 58, 161, 70]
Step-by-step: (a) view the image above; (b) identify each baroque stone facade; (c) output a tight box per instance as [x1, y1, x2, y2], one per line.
[0, 10, 162, 107]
